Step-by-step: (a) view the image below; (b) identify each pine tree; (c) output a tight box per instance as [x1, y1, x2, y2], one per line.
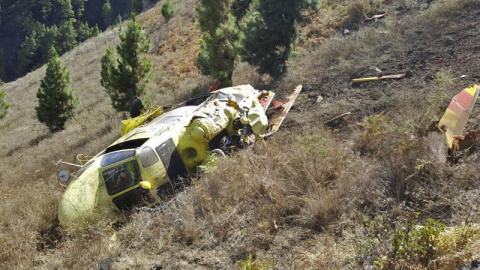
[239, 0, 318, 78]
[196, 0, 237, 87]
[161, 0, 175, 23]
[77, 22, 99, 41]
[102, 0, 113, 28]
[17, 34, 39, 76]
[0, 89, 8, 120]
[100, 14, 152, 112]
[36, 47, 78, 132]
[17, 21, 60, 76]
[57, 19, 78, 53]
[38, 0, 75, 25]
[72, 0, 86, 21]
[113, 14, 123, 25]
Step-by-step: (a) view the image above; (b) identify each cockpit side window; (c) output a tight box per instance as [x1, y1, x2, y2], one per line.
[102, 160, 142, 195]
[101, 150, 136, 167]
[139, 146, 159, 168]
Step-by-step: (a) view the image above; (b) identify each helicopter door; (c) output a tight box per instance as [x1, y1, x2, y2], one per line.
[102, 160, 150, 210]
[155, 138, 188, 188]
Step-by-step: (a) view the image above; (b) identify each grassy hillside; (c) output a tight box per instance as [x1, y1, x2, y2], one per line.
[1, 0, 480, 269]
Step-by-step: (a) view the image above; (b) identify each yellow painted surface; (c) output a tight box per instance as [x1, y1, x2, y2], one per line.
[438, 84, 479, 148]
[352, 77, 380, 83]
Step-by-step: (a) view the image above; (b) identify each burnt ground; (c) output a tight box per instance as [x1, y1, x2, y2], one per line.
[292, 1, 480, 135]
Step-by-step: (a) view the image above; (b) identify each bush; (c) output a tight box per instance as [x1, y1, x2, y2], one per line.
[390, 213, 446, 268]
[161, 0, 175, 23]
[0, 89, 8, 119]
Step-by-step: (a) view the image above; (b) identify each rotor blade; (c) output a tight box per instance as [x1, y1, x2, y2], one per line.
[352, 73, 406, 83]
[265, 85, 303, 137]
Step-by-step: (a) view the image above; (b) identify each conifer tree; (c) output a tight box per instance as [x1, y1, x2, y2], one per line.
[239, 0, 318, 78]
[102, 0, 114, 28]
[36, 47, 78, 132]
[77, 22, 99, 40]
[113, 14, 123, 25]
[17, 21, 59, 76]
[72, 0, 86, 21]
[100, 14, 152, 112]
[196, 0, 237, 87]
[39, 0, 75, 25]
[161, 0, 175, 23]
[0, 89, 8, 120]
[17, 34, 39, 76]
[57, 19, 78, 53]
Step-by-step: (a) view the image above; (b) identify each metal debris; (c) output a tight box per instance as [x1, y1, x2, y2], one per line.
[365, 14, 387, 22]
[433, 84, 480, 162]
[352, 73, 407, 84]
[325, 112, 351, 127]
[316, 95, 324, 104]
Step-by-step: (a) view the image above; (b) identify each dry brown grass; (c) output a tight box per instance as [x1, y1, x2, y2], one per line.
[0, 0, 207, 269]
[31, 130, 384, 269]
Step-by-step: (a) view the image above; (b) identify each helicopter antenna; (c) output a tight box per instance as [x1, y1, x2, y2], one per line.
[56, 159, 82, 168]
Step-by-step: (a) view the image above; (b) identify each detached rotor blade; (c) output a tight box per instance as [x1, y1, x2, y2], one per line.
[352, 73, 406, 83]
[266, 85, 303, 136]
[438, 84, 480, 148]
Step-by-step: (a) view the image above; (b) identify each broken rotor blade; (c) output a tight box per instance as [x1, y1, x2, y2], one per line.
[258, 91, 276, 112]
[438, 84, 480, 148]
[352, 73, 406, 83]
[265, 85, 303, 137]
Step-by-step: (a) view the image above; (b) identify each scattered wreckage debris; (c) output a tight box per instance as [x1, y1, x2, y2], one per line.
[365, 13, 387, 22]
[432, 84, 480, 162]
[351, 72, 409, 85]
[325, 112, 351, 128]
[209, 80, 222, 92]
[56, 84, 303, 228]
[265, 85, 302, 136]
[316, 95, 324, 104]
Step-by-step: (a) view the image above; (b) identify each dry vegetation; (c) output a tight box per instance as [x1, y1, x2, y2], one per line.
[1, 0, 480, 269]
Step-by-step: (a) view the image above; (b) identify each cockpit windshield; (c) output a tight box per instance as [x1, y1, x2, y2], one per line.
[101, 150, 136, 167]
[102, 160, 142, 195]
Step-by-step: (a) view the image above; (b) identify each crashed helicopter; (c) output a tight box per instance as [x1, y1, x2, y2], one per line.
[57, 84, 302, 228]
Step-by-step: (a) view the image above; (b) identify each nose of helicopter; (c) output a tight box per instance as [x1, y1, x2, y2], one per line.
[58, 171, 101, 228]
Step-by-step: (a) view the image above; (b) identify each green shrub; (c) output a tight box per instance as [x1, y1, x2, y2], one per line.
[0, 89, 8, 119]
[391, 213, 446, 267]
[161, 0, 175, 23]
[238, 253, 272, 270]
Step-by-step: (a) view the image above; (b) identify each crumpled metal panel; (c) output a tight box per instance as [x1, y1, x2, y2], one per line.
[439, 84, 479, 148]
